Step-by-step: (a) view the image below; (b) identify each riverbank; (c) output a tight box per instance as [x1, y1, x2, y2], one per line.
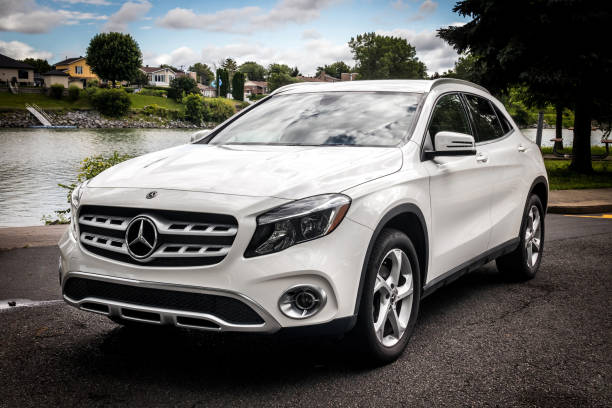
[0, 110, 204, 129]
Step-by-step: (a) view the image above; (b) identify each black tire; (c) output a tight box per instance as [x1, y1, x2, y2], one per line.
[349, 228, 421, 365]
[496, 194, 545, 281]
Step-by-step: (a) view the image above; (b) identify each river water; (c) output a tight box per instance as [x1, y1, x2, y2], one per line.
[0, 127, 606, 227]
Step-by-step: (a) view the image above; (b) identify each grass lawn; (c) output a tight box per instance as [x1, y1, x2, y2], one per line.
[0, 92, 92, 110]
[0, 92, 185, 112]
[541, 146, 608, 155]
[545, 160, 612, 190]
[129, 94, 184, 111]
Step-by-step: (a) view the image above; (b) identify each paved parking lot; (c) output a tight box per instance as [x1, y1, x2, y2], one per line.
[0, 214, 610, 407]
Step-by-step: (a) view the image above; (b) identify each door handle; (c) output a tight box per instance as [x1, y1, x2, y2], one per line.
[518, 144, 527, 152]
[476, 153, 488, 163]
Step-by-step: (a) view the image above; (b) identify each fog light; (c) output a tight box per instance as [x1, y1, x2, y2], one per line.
[278, 285, 327, 319]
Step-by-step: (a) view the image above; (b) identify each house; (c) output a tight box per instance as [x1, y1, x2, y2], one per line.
[140, 66, 176, 87]
[244, 80, 268, 96]
[0, 53, 35, 85]
[198, 83, 216, 97]
[175, 70, 197, 81]
[54, 56, 99, 87]
[42, 69, 70, 88]
[297, 71, 359, 83]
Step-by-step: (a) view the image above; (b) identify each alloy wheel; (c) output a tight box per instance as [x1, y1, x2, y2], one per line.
[372, 248, 414, 347]
[524, 205, 542, 268]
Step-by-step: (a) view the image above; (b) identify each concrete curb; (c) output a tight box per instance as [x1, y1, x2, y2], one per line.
[548, 204, 612, 214]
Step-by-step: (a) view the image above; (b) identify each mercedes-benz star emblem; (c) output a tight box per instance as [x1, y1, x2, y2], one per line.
[125, 216, 158, 260]
[146, 191, 158, 199]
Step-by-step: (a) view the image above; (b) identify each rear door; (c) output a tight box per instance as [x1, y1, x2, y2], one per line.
[462, 94, 525, 250]
[422, 93, 492, 282]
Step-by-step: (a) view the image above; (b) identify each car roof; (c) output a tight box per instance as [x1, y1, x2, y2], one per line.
[272, 78, 489, 95]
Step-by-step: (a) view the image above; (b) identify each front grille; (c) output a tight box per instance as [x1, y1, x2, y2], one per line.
[64, 277, 264, 325]
[78, 205, 238, 267]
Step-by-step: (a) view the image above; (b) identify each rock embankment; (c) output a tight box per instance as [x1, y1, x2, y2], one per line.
[0, 110, 200, 129]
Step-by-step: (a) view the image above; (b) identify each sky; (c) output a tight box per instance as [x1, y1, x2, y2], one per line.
[0, 0, 469, 76]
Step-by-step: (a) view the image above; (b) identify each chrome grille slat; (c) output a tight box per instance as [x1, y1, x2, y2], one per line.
[77, 205, 238, 267]
[80, 232, 128, 254]
[79, 214, 130, 231]
[153, 243, 231, 258]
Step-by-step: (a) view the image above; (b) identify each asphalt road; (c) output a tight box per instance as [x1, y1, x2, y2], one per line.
[0, 214, 610, 407]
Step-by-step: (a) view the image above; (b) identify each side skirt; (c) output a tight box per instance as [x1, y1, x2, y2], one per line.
[422, 237, 520, 299]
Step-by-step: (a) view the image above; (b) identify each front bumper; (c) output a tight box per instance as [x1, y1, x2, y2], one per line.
[58, 189, 373, 333]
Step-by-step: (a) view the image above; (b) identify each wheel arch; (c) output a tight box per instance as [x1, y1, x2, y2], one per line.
[353, 203, 429, 316]
[529, 176, 549, 212]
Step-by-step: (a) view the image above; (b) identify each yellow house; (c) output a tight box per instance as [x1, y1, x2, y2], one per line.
[54, 56, 99, 87]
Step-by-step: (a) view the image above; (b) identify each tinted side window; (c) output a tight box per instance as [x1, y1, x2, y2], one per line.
[494, 105, 513, 134]
[428, 94, 472, 140]
[464, 94, 504, 142]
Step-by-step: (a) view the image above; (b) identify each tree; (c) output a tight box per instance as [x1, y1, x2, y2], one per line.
[131, 70, 149, 87]
[189, 62, 214, 85]
[217, 68, 230, 97]
[290, 66, 300, 77]
[439, 54, 479, 83]
[348, 32, 427, 80]
[168, 76, 198, 101]
[438, 0, 612, 173]
[221, 58, 238, 76]
[232, 72, 245, 101]
[267, 72, 299, 92]
[21, 58, 51, 74]
[160, 63, 179, 72]
[316, 61, 352, 79]
[238, 61, 267, 81]
[267, 63, 292, 76]
[86, 32, 142, 88]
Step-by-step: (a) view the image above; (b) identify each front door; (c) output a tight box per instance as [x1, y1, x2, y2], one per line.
[422, 93, 492, 283]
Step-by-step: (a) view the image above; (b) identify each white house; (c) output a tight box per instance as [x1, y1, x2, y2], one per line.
[140, 66, 176, 87]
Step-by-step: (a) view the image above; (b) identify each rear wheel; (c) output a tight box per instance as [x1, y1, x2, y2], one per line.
[496, 194, 545, 280]
[350, 228, 421, 365]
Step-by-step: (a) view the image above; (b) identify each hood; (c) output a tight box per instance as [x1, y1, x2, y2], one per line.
[88, 144, 403, 199]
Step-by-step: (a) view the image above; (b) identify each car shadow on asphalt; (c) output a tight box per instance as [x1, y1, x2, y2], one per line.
[67, 262, 515, 386]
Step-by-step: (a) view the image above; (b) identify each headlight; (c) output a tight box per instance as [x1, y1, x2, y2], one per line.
[70, 182, 86, 237]
[245, 194, 351, 257]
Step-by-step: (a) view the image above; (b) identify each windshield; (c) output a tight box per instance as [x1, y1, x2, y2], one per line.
[207, 92, 422, 147]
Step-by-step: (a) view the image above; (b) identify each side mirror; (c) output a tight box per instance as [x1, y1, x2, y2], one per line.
[190, 129, 211, 143]
[424, 131, 476, 159]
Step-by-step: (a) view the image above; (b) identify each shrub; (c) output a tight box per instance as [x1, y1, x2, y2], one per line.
[124, 87, 135, 93]
[140, 88, 167, 97]
[84, 86, 98, 100]
[183, 94, 205, 124]
[203, 98, 236, 122]
[68, 85, 80, 101]
[141, 104, 179, 119]
[235, 100, 250, 110]
[168, 76, 198, 101]
[249, 93, 267, 101]
[50, 84, 64, 99]
[90, 88, 131, 117]
[86, 80, 99, 88]
[46, 152, 134, 224]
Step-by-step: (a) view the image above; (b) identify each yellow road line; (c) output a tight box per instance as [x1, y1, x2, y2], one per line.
[564, 214, 612, 219]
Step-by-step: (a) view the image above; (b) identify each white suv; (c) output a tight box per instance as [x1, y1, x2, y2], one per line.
[59, 79, 548, 364]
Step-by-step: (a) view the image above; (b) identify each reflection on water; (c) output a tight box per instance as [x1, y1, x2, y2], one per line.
[0, 127, 606, 227]
[0, 128, 193, 227]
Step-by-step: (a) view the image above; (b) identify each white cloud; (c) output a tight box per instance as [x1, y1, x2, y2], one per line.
[55, 0, 111, 5]
[0, 40, 53, 60]
[419, 0, 437, 13]
[301, 29, 322, 40]
[144, 37, 352, 76]
[157, 0, 338, 34]
[140, 25, 152, 30]
[103, 0, 151, 32]
[0, 0, 108, 33]
[377, 28, 458, 74]
[391, 0, 408, 10]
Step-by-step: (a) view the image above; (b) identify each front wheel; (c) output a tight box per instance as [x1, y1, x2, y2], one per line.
[496, 194, 545, 280]
[349, 228, 421, 365]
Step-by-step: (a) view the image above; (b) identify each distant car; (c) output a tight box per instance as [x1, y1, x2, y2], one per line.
[59, 79, 548, 364]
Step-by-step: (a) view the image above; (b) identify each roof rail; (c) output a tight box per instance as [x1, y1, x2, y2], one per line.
[430, 78, 490, 94]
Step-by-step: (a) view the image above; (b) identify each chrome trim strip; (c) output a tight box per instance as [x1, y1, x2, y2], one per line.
[152, 243, 231, 258]
[61, 271, 281, 333]
[79, 214, 130, 231]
